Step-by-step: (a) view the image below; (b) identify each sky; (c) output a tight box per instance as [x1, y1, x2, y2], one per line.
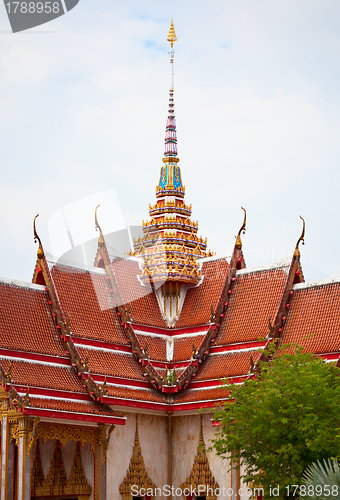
[1, 0, 340, 283]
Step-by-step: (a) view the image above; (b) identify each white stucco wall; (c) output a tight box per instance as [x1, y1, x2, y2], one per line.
[172, 413, 232, 500]
[106, 412, 168, 500]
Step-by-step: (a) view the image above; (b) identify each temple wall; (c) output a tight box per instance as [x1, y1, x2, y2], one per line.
[107, 412, 168, 500]
[34, 439, 94, 500]
[172, 413, 231, 499]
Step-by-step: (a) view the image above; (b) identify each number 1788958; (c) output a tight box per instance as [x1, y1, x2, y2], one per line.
[5, 2, 60, 13]
[285, 485, 339, 497]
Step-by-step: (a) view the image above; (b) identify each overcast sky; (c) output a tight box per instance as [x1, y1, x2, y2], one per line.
[1, 0, 340, 283]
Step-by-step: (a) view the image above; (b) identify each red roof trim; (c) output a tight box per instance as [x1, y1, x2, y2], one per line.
[320, 353, 340, 361]
[14, 385, 93, 402]
[91, 374, 153, 389]
[72, 337, 131, 353]
[102, 396, 171, 411]
[210, 340, 267, 354]
[131, 323, 209, 336]
[0, 348, 70, 366]
[189, 375, 247, 389]
[150, 360, 190, 370]
[22, 406, 126, 425]
[171, 400, 226, 411]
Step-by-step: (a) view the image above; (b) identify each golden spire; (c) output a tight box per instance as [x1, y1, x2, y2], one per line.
[33, 214, 44, 259]
[294, 216, 305, 258]
[235, 207, 246, 249]
[167, 17, 177, 47]
[134, 414, 140, 446]
[95, 205, 105, 247]
[199, 414, 204, 445]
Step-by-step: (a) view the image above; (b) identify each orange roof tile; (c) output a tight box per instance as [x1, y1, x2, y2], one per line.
[0, 283, 67, 357]
[134, 333, 167, 361]
[111, 259, 166, 328]
[173, 335, 206, 362]
[174, 387, 230, 403]
[0, 359, 87, 393]
[77, 347, 145, 380]
[194, 350, 261, 381]
[216, 267, 288, 345]
[28, 397, 120, 416]
[176, 259, 229, 328]
[106, 385, 167, 403]
[51, 265, 128, 344]
[282, 282, 340, 354]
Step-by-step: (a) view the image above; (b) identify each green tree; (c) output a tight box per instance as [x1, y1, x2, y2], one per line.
[211, 345, 340, 498]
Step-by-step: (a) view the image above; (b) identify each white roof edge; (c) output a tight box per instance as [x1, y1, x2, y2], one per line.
[47, 259, 107, 276]
[200, 254, 231, 264]
[293, 276, 340, 291]
[0, 277, 46, 291]
[47, 254, 143, 275]
[236, 253, 293, 276]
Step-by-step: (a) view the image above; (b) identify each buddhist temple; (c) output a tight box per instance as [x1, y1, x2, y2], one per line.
[2, 18, 340, 500]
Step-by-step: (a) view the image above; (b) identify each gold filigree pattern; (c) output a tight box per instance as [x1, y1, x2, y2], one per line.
[33, 422, 99, 452]
[31, 438, 44, 496]
[64, 441, 92, 496]
[35, 440, 67, 496]
[119, 416, 158, 500]
[180, 416, 219, 500]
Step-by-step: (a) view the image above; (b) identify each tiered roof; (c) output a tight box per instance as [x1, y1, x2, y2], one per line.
[1, 24, 339, 419]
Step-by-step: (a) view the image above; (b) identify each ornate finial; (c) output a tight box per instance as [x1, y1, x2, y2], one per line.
[268, 317, 274, 338]
[235, 207, 246, 249]
[33, 214, 44, 259]
[199, 414, 204, 445]
[210, 303, 215, 322]
[95, 205, 105, 247]
[167, 17, 177, 47]
[6, 361, 12, 381]
[135, 414, 140, 445]
[144, 341, 148, 357]
[192, 340, 196, 357]
[84, 351, 89, 371]
[23, 385, 30, 405]
[64, 313, 71, 333]
[294, 216, 305, 258]
[101, 376, 107, 394]
[250, 353, 255, 372]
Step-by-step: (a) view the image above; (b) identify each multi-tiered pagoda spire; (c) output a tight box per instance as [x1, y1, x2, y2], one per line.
[132, 19, 213, 323]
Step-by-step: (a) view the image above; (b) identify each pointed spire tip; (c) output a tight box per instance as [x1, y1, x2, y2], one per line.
[167, 18, 177, 47]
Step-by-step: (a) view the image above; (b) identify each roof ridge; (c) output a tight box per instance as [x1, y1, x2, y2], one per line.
[293, 276, 340, 290]
[236, 260, 291, 276]
[0, 277, 46, 291]
[47, 259, 107, 275]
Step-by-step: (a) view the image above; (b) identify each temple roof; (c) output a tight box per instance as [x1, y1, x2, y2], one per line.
[1, 25, 339, 417]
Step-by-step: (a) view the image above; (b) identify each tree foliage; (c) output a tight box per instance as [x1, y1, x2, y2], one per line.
[211, 345, 340, 497]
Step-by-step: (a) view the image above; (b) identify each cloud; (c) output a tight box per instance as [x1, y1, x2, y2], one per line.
[0, 0, 340, 282]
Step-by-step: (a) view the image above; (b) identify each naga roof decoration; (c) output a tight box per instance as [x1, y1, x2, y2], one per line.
[132, 20, 213, 299]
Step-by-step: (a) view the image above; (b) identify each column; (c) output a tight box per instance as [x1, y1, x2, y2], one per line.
[97, 424, 107, 500]
[17, 417, 31, 500]
[0, 399, 14, 500]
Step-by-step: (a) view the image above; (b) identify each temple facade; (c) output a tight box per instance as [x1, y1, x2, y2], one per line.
[2, 19, 340, 500]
